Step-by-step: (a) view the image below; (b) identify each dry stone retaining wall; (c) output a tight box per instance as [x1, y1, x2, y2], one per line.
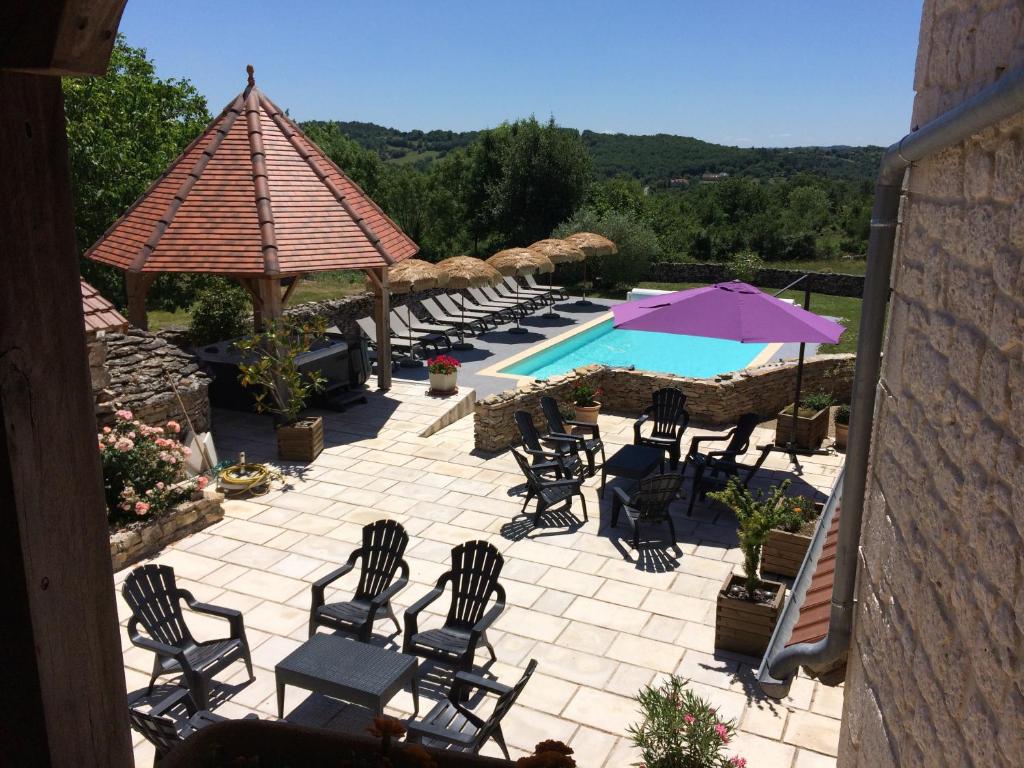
[473, 354, 854, 452]
[646, 262, 866, 297]
[839, 2, 1024, 766]
[109, 490, 224, 571]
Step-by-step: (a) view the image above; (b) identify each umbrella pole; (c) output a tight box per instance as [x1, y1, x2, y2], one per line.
[545, 271, 560, 319]
[454, 293, 472, 350]
[510, 275, 527, 334]
[575, 260, 591, 305]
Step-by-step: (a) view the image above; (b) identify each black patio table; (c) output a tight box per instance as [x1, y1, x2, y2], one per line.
[600, 444, 665, 500]
[275, 634, 419, 719]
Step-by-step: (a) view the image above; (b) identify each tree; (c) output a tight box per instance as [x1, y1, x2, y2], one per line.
[63, 35, 210, 304]
[554, 208, 661, 288]
[303, 120, 387, 199]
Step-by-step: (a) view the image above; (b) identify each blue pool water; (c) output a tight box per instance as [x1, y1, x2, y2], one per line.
[500, 318, 768, 379]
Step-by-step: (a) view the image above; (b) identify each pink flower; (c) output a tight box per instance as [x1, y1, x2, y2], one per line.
[114, 437, 134, 453]
[166, 420, 181, 433]
[134, 501, 150, 515]
[714, 723, 729, 744]
[102, 426, 112, 434]
[98, 441, 106, 452]
[156, 482, 165, 490]
[120, 502, 131, 511]
[181, 446, 191, 457]
[115, 409, 133, 421]
[683, 714, 695, 725]
[196, 476, 209, 490]
[730, 758, 746, 767]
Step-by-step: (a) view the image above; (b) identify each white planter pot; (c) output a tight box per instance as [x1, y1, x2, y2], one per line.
[429, 371, 457, 393]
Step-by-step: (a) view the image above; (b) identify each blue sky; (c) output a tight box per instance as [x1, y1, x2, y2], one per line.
[119, 1, 923, 147]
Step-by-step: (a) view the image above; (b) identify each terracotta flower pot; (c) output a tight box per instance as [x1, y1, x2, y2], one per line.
[276, 416, 324, 462]
[429, 370, 457, 394]
[573, 401, 601, 424]
[834, 422, 849, 449]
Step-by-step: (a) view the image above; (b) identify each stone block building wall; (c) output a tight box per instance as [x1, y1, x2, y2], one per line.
[838, 2, 1024, 766]
[473, 354, 854, 452]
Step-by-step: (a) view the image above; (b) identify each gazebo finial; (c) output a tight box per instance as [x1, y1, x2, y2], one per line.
[246, 64, 255, 88]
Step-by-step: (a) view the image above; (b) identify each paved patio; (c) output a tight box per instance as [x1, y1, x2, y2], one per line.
[118, 379, 845, 767]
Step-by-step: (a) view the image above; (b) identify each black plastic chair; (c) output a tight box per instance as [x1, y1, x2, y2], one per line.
[514, 409, 584, 479]
[633, 387, 690, 469]
[510, 446, 588, 525]
[612, 473, 685, 548]
[686, 413, 770, 516]
[403, 541, 506, 673]
[128, 688, 243, 766]
[309, 519, 410, 641]
[123, 564, 253, 709]
[406, 659, 538, 759]
[540, 395, 606, 477]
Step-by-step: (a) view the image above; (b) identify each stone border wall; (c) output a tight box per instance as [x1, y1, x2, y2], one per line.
[473, 354, 855, 451]
[646, 262, 865, 297]
[110, 490, 224, 571]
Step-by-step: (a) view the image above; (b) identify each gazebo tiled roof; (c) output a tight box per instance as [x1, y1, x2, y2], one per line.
[86, 68, 417, 276]
[81, 279, 128, 334]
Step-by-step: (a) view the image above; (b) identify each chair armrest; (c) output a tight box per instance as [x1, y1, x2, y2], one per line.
[687, 430, 733, 458]
[611, 486, 632, 508]
[469, 584, 506, 646]
[369, 561, 410, 609]
[632, 411, 651, 443]
[403, 580, 448, 645]
[543, 477, 583, 489]
[127, 618, 193, 671]
[562, 420, 600, 439]
[544, 430, 584, 446]
[406, 720, 477, 747]
[452, 670, 512, 697]
[184, 594, 246, 638]
[148, 687, 196, 718]
[312, 559, 357, 595]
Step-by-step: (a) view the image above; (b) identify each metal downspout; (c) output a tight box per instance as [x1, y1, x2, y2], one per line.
[759, 66, 1024, 697]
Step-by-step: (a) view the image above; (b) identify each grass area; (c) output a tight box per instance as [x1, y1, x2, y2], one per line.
[763, 258, 867, 275]
[594, 281, 861, 355]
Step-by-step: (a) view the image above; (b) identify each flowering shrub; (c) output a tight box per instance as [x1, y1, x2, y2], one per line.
[628, 676, 745, 768]
[426, 354, 460, 375]
[98, 409, 207, 523]
[570, 382, 602, 408]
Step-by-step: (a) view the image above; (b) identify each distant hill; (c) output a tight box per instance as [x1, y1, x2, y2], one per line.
[316, 120, 884, 183]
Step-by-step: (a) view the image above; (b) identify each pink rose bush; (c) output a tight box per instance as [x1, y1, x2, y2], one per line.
[628, 675, 744, 768]
[98, 410, 208, 523]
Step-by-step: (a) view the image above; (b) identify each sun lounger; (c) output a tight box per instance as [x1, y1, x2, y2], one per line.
[526, 273, 567, 300]
[389, 312, 451, 350]
[355, 316, 424, 357]
[436, 293, 507, 326]
[390, 310, 458, 342]
[482, 284, 539, 311]
[504, 276, 555, 304]
[419, 298, 488, 334]
[491, 280, 546, 308]
[467, 287, 528, 316]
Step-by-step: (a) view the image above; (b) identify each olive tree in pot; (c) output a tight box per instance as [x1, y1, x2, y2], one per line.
[236, 317, 327, 462]
[708, 478, 788, 657]
[834, 404, 851, 450]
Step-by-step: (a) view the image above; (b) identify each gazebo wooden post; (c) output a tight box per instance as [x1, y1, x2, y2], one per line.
[125, 271, 154, 330]
[366, 267, 392, 390]
[255, 277, 283, 328]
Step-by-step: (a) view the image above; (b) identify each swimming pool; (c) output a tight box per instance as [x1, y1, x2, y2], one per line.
[498, 317, 772, 380]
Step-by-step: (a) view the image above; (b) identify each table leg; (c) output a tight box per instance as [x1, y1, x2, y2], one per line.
[600, 467, 608, 498]
[276, 681, 286, 719]
[411, 673, 420, 716]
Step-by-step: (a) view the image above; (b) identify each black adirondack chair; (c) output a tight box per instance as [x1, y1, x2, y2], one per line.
[540, 395, 606, 476]
[685, 413, 770, 516]
[309, 519, 410, 641]
[511, 446, 588, 525]
[403, 540, 506, 672]
[611, 472, 685, 548]
[633, 387, 690, 469]
[123, 564, 253, 709]
[514, 409, 584, 479]
[128, 688, 240, 766]
[406, 659, 538, 759]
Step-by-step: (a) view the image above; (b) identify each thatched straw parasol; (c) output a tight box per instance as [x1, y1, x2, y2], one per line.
[563, 232, 618, 304]
[487, 249, 554, 334]
[528, 239, 586, 318]
[435, 256, 503, 348]
[374, 259, 450, 365]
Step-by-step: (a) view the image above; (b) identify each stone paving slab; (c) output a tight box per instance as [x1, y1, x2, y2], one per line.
[118, 379, 844, 767]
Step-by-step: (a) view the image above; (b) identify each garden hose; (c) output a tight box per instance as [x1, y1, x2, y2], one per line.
[217, 455, 281, 497]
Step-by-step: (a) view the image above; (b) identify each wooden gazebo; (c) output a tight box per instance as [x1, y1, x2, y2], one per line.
[86, 66, 417, 388]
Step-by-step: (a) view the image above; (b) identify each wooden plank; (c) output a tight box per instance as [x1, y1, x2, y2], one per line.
[0, 70, 132, 766]
[0, 0, 127, 75]
[371, 266, 391, 391]
[124, 271, 153, 330]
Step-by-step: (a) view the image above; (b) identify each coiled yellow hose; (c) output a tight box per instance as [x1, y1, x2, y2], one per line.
[217, 462, 280, 496]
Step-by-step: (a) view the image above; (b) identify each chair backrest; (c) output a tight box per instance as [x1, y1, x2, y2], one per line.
[540, 396, 566, 435]
[127, 705, 182, 760]
[525, 274, 543, 289]
[123, 564, 192, 648]
[474, 659, 539, 750]
[514, 410, 544, 453]
[420, 297, 448, 319]
[503, 276, 522, 291]
[510, 446, 543, 495]
[466, 287, 491, 305]
[649, 388, 689, 438]
[436, 294, 466, 316]
[629, 473, 684, 521]
[355, 316, 379, 339]
[388, 311, 410, 333]
[482, 286, 508, 302]
[444, 540, 504, 630]
[354, 520, 409, 602]
[723, 413, 761, 459]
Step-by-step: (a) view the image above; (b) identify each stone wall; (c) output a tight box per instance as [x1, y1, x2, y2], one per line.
[645, 262, 865, 297]
[110, 490, 224, 571]
[839, 2, 1024, 766]
[95, 329, 212, 433]
[473, 354, 854, 452]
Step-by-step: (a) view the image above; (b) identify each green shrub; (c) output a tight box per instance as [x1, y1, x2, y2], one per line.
[835, 404, 851, 425]
[726, 251, 765, 283]
[188, 278, 251, 344]
[773, 495, 819, 534]
[553, 208, 661, 288]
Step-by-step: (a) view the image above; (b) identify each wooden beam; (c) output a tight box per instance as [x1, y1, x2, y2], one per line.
[0, 70, 132, 767]
[257, 277, 283, 326]
[0, 0, 128, 75]
[124, 271, 153, 330]
[281, 274, 303, 306]
[371, 267, 392, 390]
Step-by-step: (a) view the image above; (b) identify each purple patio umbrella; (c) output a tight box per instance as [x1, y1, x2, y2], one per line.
[613, 281, 845, 449]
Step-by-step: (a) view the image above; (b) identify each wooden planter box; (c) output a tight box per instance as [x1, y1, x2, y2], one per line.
[774, 406, 829, 449]
[762, 500, 825, 578]
[714, 573, 786, 657]
[277, 416, 324, 462]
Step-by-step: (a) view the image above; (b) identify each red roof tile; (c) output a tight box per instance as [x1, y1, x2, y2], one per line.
[86, 70, 417, 276]
[786, 509, 841, 647]
[81, 279, 128, 334]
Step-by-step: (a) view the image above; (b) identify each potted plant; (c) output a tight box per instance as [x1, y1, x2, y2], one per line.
[707, 478, 788, 656]
[775, 391, 834, 449]
[236, 317, 327, 462]
[628, 675, 747, 768]
[834, 404, 851, 449]
[569, 382, 602, 424]
[761, 494, 824, 578]
[427, 353, 460, 395]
